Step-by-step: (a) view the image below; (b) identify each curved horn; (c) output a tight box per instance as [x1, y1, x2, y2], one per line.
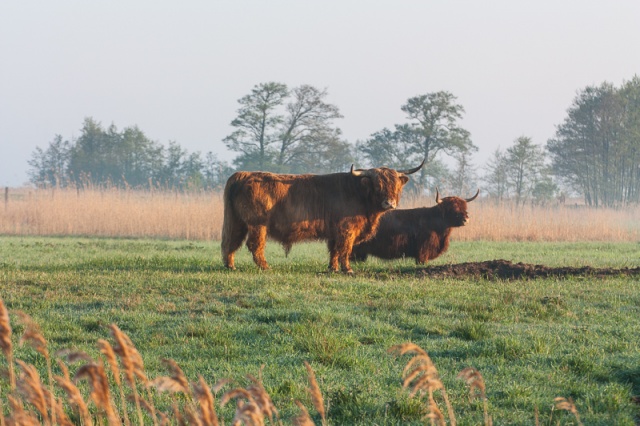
[350, 164, 365, 177]
[435, 187, 442, 204]
[396, 158, 426, 175]
[465, 189, 480, 202]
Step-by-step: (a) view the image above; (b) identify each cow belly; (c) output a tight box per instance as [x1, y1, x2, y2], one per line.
[268, 219, 326, 244]
[374, 234, 413, 259]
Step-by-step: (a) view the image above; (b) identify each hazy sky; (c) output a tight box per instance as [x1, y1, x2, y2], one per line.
[2, 1, 639, 186]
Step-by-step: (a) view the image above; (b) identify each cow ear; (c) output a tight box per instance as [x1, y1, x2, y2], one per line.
[400, 175, 409, 185]
[360, 177, 372, 193]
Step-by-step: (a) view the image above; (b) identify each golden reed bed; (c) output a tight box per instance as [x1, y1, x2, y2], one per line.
[1, 187, 638, 242]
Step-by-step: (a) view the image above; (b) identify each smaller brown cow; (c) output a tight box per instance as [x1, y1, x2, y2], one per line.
[351, 188, 479, 264]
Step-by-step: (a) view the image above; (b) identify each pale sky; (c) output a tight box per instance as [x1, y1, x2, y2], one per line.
[1, 1, 639, 186]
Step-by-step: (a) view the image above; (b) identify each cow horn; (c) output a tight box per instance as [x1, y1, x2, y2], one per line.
[350, 164, 365, 177]
[465, 189, 480, 202]
[396, 158, 426, 175]
[435, 187, 442, 204]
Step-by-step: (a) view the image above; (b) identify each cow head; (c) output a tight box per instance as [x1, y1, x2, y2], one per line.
[435, 188, 480, 226]
[351, 160, 424, 211]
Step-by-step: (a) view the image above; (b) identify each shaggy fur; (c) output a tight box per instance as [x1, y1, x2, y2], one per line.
[221, 167, 421, 273]
[351, 190, 479, 265]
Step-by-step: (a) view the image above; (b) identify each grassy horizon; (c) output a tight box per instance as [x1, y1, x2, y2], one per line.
[1, 236, 639, 424]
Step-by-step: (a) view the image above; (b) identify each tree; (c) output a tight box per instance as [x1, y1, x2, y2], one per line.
[482, 148, 510, 202]
[504, 136, 545, 206]
[287, 129, 353, 174]
[223, 82, 288, 170]
[451, 148, 478, 196]
[28, 118, 220, 191]
[357, 124, 420, 170]
[547, 79, 640, 206]
[67, 118, 165, 188]
[276, 85, 343, 171]
[203, 152, 234, 189]
[356, 124, 449, 194]
[27, 135, 71, 187]
[223, 82, 345, 173]
[400, 91, 476, 189]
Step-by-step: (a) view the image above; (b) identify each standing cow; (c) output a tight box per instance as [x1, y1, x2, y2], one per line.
[221, 162, 424, 273]
[351, 188, 479, 264]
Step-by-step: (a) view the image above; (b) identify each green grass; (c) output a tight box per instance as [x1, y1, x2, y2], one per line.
[1, 236, 639, 425]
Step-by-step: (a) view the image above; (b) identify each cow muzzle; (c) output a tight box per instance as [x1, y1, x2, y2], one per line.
[382, 199, 397, 210]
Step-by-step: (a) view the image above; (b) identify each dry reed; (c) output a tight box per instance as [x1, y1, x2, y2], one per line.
[302, 362, 325, 426]
[389, 343, 456, 426]
[0, 300, 15, 392]
[554, 397, 583, 425]
[1, 187, 638, 242]
[0, 296, 592, 425]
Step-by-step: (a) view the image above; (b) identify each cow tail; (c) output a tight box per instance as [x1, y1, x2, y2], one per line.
[221, 174, 246, 266]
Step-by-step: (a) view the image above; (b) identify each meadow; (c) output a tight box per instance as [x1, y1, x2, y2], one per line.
[1, 236, 639, 425]
[1, 187, 639, 424]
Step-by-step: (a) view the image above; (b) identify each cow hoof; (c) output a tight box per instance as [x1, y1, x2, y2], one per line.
[343, 269, 354, 275]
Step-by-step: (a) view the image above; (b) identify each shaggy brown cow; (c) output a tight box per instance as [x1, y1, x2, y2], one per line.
[351, 188, 479, 264]
[221, 162, 424, 273]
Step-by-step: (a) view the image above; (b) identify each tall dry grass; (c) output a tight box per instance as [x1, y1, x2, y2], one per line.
[1, 188, 223, 240]
[1, 187, 638, 241]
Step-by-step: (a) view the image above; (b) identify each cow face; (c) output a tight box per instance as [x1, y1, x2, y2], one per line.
[351, 160, 424, 211]
[439, 197, 471, 227]
[435, 188, 479, 227]
[360, 168, 409, 211]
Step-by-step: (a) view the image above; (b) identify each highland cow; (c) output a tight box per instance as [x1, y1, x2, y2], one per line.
[221, 161, 424, 273]
[351, 188, 479, 265]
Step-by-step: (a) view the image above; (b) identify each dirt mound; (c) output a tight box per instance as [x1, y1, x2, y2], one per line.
[408, 259, 640, 280]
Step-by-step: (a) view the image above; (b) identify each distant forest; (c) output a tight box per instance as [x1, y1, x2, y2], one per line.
[29, 77, 640, 207]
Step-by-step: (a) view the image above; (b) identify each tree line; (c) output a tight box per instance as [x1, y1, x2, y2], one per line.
[28, 77, 640, 206]
[28, 118, 233, 190]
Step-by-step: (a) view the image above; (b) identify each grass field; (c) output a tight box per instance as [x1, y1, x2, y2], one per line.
[1, 236, 639, 424]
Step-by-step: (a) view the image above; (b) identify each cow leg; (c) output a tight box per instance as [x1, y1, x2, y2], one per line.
[327, 239, 340, 272]
[221, 218, 248, 270]
[337, 232, 357, 274]
[246, 225, 269, 270]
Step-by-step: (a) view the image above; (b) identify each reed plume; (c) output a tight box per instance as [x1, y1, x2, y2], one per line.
[457, 367, 491, 425]
[220, 388, 264, 426]
[303, 362, 325, 426]
[136, 396, 171, 426]
[389, 343, 456, 426]
[292, 401, 315, 426]
[110, 324, 145, 426]
[54, 359, 93, 426]
[554, 397, 583, 426]
[192, 375, 226, 426]
[149, 358, 192, 397]
[43, 387, 74, 426]
[0, 300, 15, 391]
[15, 360, 50, 426]
[98, 339, 131, 426]
[245, 374, 278, 424]
[74, 362, 120, 426]
[5, 394, 41, 426]
[15, 311, 55, 425]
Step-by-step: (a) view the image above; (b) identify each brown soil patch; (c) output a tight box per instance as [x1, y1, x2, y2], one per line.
[407, 259, 640, 280]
